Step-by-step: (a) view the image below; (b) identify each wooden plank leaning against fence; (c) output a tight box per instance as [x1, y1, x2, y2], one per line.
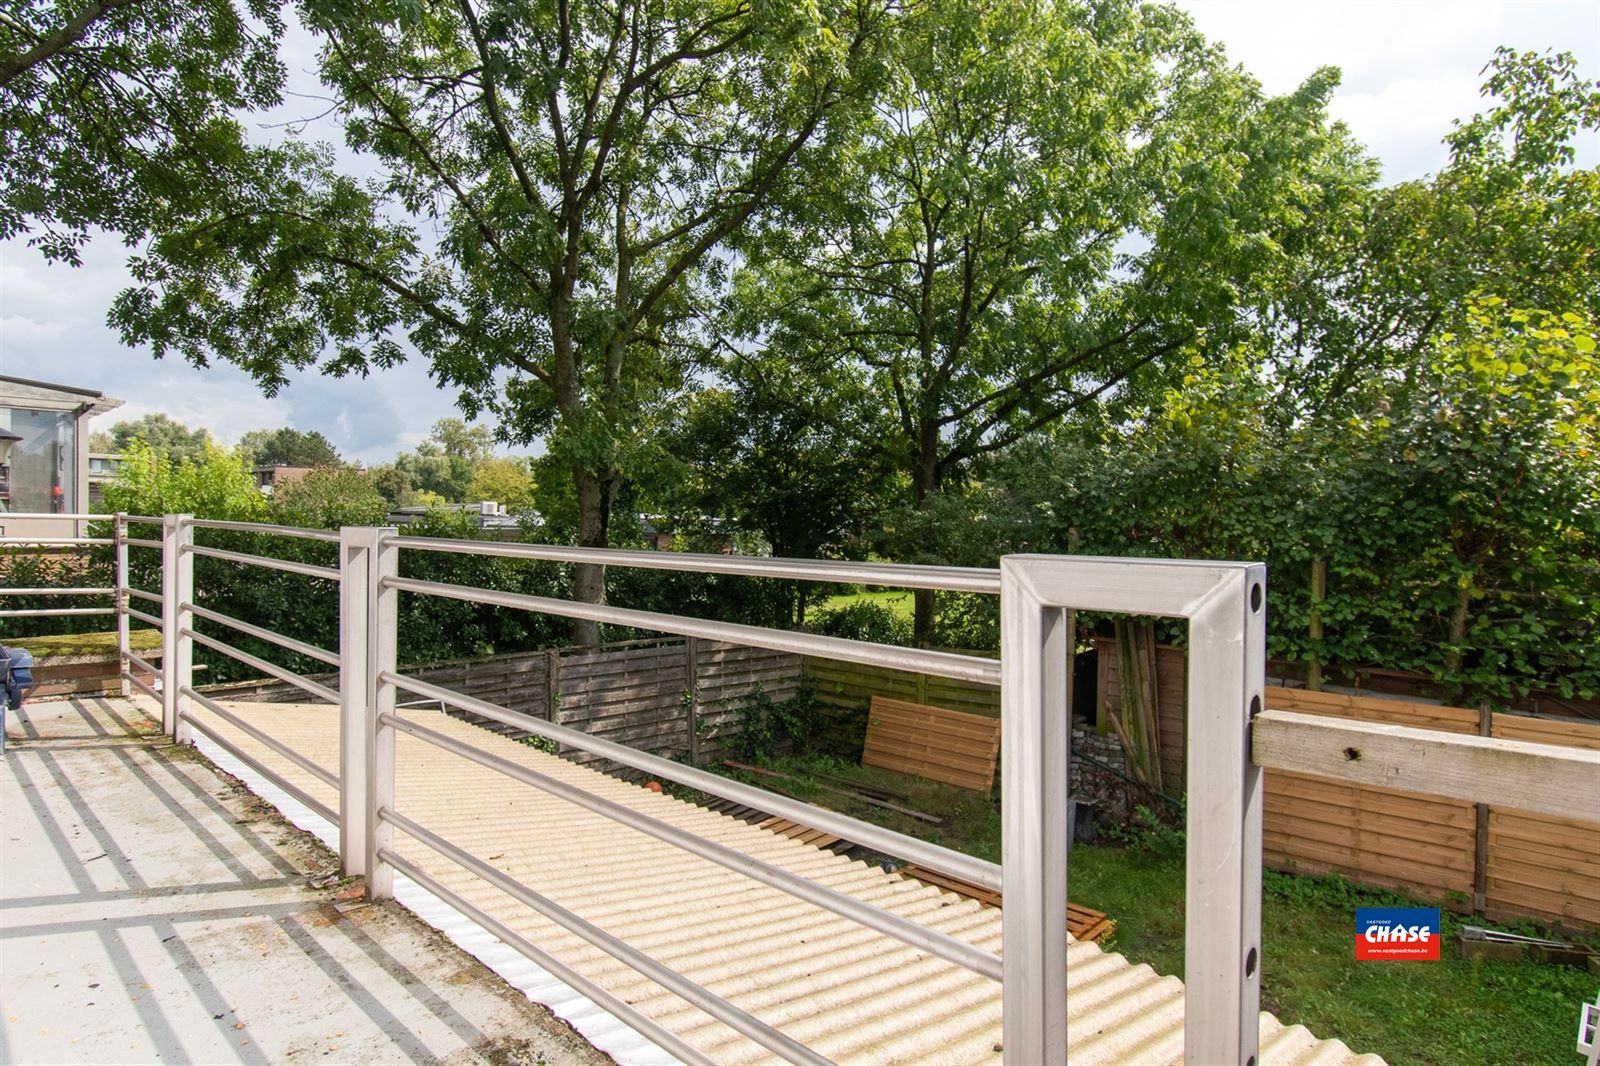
[860, 696, 1001, 791]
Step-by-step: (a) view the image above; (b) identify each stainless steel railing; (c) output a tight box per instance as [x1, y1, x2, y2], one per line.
[25, 512, 1590, 1065]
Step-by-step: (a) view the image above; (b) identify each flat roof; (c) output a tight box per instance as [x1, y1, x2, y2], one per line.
[0, 374, 123, 416]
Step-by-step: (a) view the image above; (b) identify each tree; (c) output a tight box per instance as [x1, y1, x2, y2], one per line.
[270, 466, 389, 528]
[464, 456, 536, 514]
[237, 427, 341, 468]
[107, 413, 212, 464]
[729, 0, 1373, 640]
[101, 437, 264, 520]
[0, 0, 284, 264]
[1275, 48, 1600, 416]
[111, 0, 898, 642]
[652, 351, 895, 623]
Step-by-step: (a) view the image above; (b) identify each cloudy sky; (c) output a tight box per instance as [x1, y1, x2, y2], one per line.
[1, 0, 1596, 465]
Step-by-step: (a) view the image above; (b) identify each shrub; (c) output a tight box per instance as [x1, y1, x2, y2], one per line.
[809, 601, 912, 645]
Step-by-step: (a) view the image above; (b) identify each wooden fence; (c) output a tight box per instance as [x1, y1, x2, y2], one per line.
[1099, 646, 1600, 929]
[802, 655, 999, 754]
[209, 637, 802, 769]
[553, 639, 800, 767]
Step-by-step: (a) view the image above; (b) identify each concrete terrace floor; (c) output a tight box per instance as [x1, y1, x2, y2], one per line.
[0, 696, 609, 1066]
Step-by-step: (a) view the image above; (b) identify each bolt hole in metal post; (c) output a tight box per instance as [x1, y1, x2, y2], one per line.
[1249, 695, 1261, 718]
[1246, 947, 1257, 977]
[1344, 747, 1362, 762]
[1250, 583, 1263, 612]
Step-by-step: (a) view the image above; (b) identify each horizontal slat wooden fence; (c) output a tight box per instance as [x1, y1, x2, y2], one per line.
[1101, 647, 1600, 929]
[802, 655, 998, 754]
[860, 696, 1001, 791]
[1261, 689, 1481, 906]
[1484, 713, 1600, 928]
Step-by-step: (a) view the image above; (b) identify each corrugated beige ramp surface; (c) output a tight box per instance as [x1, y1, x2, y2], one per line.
[182, 700, 1384, 1066]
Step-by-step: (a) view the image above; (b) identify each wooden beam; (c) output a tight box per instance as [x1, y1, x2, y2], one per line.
[1253, 709, 1600, 821]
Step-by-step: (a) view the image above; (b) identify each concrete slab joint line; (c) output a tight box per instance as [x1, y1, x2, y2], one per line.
[1, 696, 607, 1066]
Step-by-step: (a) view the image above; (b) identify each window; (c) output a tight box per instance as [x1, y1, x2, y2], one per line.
[0, 408, 76, 513]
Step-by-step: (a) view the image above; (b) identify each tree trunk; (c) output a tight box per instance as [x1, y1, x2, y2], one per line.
[911, 439, 940, 646]
[571, 466, 613, 646]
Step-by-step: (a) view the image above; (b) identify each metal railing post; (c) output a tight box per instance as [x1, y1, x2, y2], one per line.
[366, 528, 399, 899]
[161, 514, 194, 743]
[1183, 565, 1266, 1065]
[999, 561, 1071, 1064]
[114, 513, 130, 697]
[338, 527, 379, 876]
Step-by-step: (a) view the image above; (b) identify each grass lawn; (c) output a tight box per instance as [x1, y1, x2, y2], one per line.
[8, 627, 162, 657]
[814, 587, 915, 621]
[718, 753, 1597, 1066]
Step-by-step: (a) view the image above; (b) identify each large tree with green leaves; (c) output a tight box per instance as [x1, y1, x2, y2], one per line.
[106, 413, 213, 464]
[111, 0, 896, 641]
[0, 0, 284, 264]
[726, 0, 1373, 640]
[237, 426, 341, 467]
[1274, 48, 1600, 415]
[650, 349, 896, 624]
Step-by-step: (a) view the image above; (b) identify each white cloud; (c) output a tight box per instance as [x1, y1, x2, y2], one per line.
[1176, 0, 1598, 181]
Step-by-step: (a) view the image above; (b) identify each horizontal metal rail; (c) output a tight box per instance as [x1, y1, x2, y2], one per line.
[385, 576, 1000, 686]
[188, 603, 340, 667]
[183, 687, 340, 791]
[382, 710, 1003, 981]
[388, 671, 1001, 891]
[189, 518, 342, 543]
[0, 537, 114, 547]
[0, 606, 116, 618]
[0, 511, 106, 520]
[376, 848, 717, 1066]
[122, 515, 165, 523]
[0, 587, 114, 596]
[179, 705, 338, 824]
[380, 809, 827, 1066]
[184, 544, 340, 581]
[126, 650, 159, 677]
[387, 534, 1002, 593]
[125, 537, 162, 550]
[125, 606, 163, 629]
[183, 627, 340, 704]
[125, 671, 161, 703]
[126, 586, 163, 606]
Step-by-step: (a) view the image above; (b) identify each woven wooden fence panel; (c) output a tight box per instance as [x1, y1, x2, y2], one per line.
[860, 696, 1001, 791]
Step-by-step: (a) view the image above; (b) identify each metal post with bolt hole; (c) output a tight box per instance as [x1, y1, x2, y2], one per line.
[160, 514, 194, 742]
[114, 513, 129, 697]
[999, 555, 1266, 1066]
[338, 527, 381, 876]
[365, 529, 399, 899]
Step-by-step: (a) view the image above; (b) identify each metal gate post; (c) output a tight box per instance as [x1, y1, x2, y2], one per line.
[338, 527, 378, 876]
[997, 555, 1264, 1065]
[114, 513, 129, 697]
[1183, 567, 1266, 1065]
[1000, 562, 1071, 1064]
[366, 529, 399, 899]
[160, 514, 194, 741]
